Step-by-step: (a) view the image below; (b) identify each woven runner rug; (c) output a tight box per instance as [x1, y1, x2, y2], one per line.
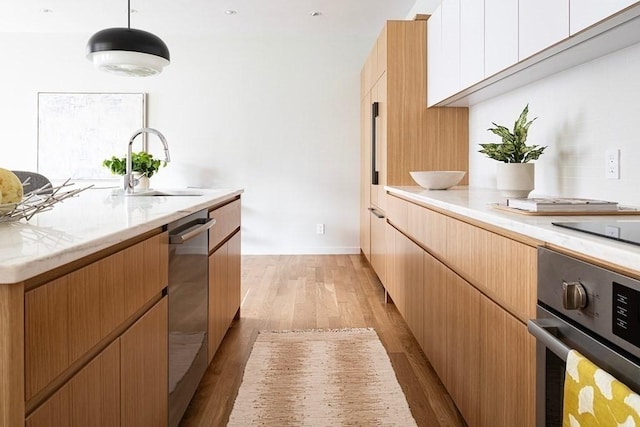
[227, 328, 417, 426]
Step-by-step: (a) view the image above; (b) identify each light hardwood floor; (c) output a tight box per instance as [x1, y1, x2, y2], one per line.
[180, 255, 466, 426]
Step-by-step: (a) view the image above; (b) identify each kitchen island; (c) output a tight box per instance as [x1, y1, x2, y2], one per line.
[0, 186, 243, 427]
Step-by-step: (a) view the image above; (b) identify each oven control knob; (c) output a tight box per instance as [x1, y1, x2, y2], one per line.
[562, 281, 588, 310]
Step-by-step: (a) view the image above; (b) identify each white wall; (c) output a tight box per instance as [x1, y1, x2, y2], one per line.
[469, 42, 640, 206]
[0, 31, 372, 254]
[405, 0, 441, 18]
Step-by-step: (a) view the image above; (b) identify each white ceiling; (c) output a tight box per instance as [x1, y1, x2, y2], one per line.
[1, 0, 420, 38]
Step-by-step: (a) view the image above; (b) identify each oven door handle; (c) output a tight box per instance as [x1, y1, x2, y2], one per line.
[169, 218, 216, 244]
[528, 319, 571, 362]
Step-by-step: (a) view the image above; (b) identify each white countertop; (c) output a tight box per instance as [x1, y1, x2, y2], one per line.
[386, 186, 640, 275]
[0, 186, 243, 284]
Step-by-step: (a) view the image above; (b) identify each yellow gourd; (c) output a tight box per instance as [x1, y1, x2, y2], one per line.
[0, 168, 23, 204]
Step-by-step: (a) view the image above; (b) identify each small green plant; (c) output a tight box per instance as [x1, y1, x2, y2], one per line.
[478, 104, 547, 163]
[102, 152, 165, 178]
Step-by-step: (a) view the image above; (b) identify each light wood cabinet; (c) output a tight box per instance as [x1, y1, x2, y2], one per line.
[444, 268, 481, 427]
[26, 339, 120, 427]
[208, 242, 228, 361]
[209, 198, 241, 252]
[360, 92, 372, 263]
[570, 0, 638, 34]
[360, 18, 469, 281]
[519, 0, 569, 60]
[25, 232, 168, 401]
[479, 295, 535, 426]
[422, 250, 447, 382]
[445, 215, 537, 322]
[207, 199, 242, 363]
[386, 193, 537, 427]
[23, 231, 169, 426]
[121, 297, 168, 427]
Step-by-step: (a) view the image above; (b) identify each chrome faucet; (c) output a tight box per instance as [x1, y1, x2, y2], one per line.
[124, 128, 171, 194]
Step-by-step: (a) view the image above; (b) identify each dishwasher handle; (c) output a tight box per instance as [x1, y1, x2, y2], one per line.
[169, 218, 216, 244]
[527, 319, 571, 362]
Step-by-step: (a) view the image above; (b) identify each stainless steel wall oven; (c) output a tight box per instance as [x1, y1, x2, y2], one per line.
[529, 247, 640, 426]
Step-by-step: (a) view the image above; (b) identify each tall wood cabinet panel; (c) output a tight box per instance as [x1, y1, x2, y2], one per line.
[360, 18, 469, 281]
[360, 92, 372, 263]
[121, 297, 168, 427]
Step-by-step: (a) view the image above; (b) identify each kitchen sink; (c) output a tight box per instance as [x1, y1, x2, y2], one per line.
[123, 189, 204, 197]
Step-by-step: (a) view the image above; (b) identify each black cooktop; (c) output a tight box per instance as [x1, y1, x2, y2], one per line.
[553, 221, 640, 247]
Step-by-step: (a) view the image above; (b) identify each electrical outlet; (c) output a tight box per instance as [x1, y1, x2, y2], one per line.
[316, 224, 325, 235]
[606, 149, 620, 179]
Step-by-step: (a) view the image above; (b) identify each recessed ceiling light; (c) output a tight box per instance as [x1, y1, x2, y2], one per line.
[41, 8, 53, 13]
[310, 11, 322, 17]
[225, 10, 237, 15]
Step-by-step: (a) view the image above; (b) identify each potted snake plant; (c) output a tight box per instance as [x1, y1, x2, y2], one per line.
[478, 104, 546, 198]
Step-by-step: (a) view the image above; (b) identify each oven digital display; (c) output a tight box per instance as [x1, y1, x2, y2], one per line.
[613, 282, 640, 347]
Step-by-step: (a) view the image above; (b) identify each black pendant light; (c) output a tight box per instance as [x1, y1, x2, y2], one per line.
[86, 0, 170, 77]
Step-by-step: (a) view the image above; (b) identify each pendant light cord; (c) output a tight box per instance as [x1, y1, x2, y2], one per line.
[127, 0, 131, 29]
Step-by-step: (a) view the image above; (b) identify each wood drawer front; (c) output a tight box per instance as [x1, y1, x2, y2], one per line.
[386, 194, 408, 232]
[26, 339, 120, 427]
[407, 202, 447, 259]
[209, 199, 241, 251]
[25, 232, 168, 400]
[445, 217, 537, 322]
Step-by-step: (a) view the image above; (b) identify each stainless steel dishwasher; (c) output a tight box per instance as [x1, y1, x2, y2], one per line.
[167, 210, 215, 427]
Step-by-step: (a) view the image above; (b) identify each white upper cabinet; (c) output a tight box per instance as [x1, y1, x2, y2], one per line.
[570, 0, 638, 34]
[441, 0, 461, 100]
[427, 6, 444, 107]
[426, 0, 640, 106]
[485, 0, 518, 77]
[519, 0, 569, 60]
[460, 0, 485, 89]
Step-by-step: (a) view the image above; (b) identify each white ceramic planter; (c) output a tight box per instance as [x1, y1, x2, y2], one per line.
[496, 163, 534, 198]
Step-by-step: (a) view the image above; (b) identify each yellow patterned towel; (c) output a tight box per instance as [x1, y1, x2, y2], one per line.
[563, 349, 640, 426]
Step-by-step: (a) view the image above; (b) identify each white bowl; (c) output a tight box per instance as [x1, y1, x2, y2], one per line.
[409, 171, 466, 190]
